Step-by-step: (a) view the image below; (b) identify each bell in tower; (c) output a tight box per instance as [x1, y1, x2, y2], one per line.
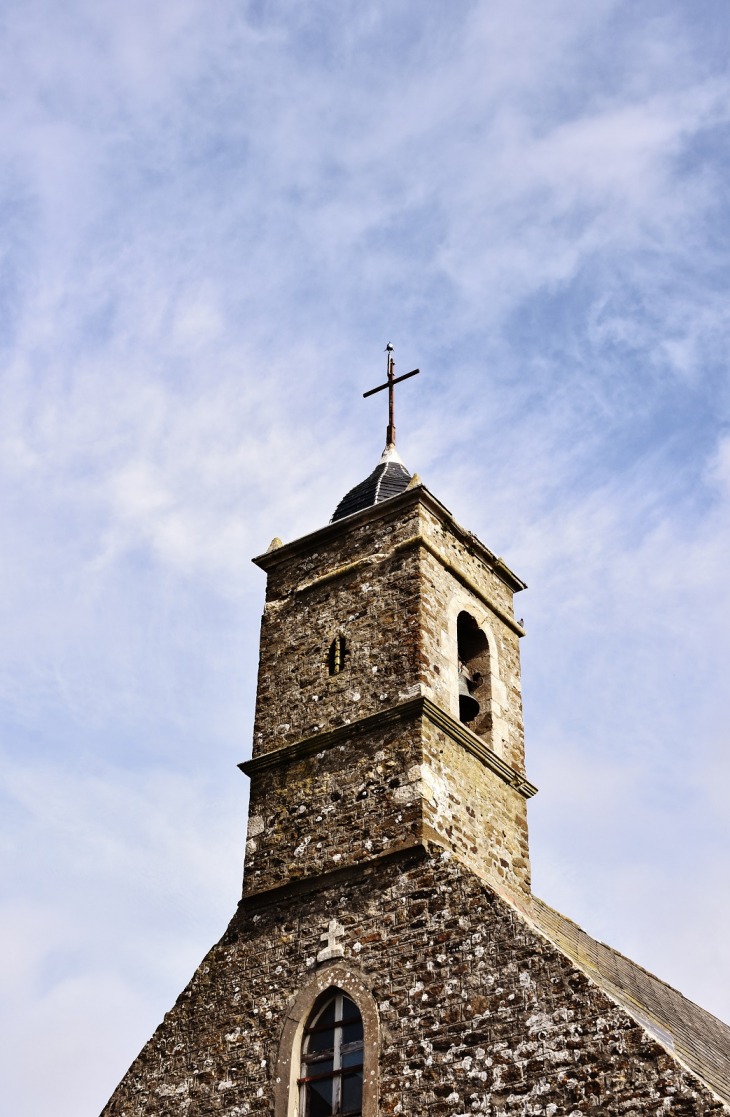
[458, 663, 480, 723]
[101, 349, 730, 1117]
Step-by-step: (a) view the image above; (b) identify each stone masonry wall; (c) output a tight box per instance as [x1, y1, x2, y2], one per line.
[253, 502, 423, 757]
[101, 849, 725, 1117]
[243, 714, 530, 901]
[421, 722, 530, 896]
[243, 720, 424, 896]
[251, 492, 526, 772]
[415, 510, 525, 774]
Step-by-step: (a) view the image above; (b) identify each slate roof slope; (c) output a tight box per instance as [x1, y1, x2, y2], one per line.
[331, 445, 411, 522]
[529, 895, 730, 1107]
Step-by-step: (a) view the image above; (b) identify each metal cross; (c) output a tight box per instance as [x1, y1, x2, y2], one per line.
[363, 343, 420, 447]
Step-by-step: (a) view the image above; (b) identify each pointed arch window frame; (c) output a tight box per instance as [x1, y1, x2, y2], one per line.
[274, 964, 379, 1117]
[299, 990, 364, 1115]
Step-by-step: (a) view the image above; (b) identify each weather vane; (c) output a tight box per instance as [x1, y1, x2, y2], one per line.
[363, 343, 420, 448]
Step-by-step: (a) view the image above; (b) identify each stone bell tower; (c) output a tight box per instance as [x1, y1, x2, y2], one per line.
[242, 448, 534, 907]
[101, 369, 730, 1117]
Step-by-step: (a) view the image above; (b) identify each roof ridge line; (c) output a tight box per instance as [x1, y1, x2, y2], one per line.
[373, 461, 386, 504]
[530, 896, 686, 996]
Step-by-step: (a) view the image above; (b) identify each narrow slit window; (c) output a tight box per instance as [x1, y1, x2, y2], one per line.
[328, 635, 347, 676]
[299, 991, 363, 1116]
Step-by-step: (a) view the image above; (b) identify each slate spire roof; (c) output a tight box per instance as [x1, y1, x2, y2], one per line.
[331, 444, 412, 522]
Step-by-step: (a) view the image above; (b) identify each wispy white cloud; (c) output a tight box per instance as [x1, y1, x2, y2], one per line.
[1, 0, 730, 1113]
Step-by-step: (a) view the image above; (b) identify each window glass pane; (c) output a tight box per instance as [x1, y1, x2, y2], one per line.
[340, 998, 363, 1044]
[341, 1019, 363, 1045]
[308, 1028, 335, 1054]
[341, 1049, 363, 1069]
[305, 1058, 333, 1077]
[306, 998, 337, 1054]
[307, 1078, 334, 1117]
[341, 1071, 363, 1114]
[316, 1001, 337, 1028]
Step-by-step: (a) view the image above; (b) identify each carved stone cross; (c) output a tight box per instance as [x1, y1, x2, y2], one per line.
[317, 919, 345, 963]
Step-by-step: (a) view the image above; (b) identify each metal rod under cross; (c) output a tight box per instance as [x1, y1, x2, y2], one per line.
[363, 343, 420, 447]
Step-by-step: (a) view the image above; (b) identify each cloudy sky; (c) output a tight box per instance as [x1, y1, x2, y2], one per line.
[1, 0, 729, 1112]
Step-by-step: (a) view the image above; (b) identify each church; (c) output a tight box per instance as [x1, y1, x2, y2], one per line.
[102, 353, 730, 1117]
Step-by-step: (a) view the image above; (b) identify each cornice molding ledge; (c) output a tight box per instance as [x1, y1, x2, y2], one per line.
[423, 698, 538, 798]
[291, 533, 526, 638]
[252, 485, 527, 595]
[239, 696, 538, 799]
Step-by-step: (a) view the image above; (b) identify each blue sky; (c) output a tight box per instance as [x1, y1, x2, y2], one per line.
[1, 1, 730, 1113]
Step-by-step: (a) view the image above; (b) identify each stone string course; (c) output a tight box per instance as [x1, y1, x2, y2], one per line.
[244, 713, 530, 902]
[101, 849, 726, 1117]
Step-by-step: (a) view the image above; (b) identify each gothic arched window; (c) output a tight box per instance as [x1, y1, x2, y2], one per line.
[457, 610, 491, 736]
[299, 989, 364, 1116]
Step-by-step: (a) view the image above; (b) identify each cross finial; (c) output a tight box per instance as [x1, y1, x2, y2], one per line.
[363, 344, 420, 448]
[316, 919, 345, 963]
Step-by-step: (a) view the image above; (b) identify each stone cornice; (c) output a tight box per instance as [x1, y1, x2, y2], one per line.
[239, 696, 538, 799]
[241, 698, 422, 775]
[252, 485, 527, 595]
[290, 532, 525, 637]
[423, 698, 537, 797]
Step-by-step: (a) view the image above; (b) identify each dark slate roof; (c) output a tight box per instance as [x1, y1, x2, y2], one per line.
[529, 895, 730, 1106]
[331, 446, 412, 522]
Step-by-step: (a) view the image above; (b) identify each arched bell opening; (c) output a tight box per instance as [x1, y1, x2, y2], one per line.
[457, 610, 492, 738]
